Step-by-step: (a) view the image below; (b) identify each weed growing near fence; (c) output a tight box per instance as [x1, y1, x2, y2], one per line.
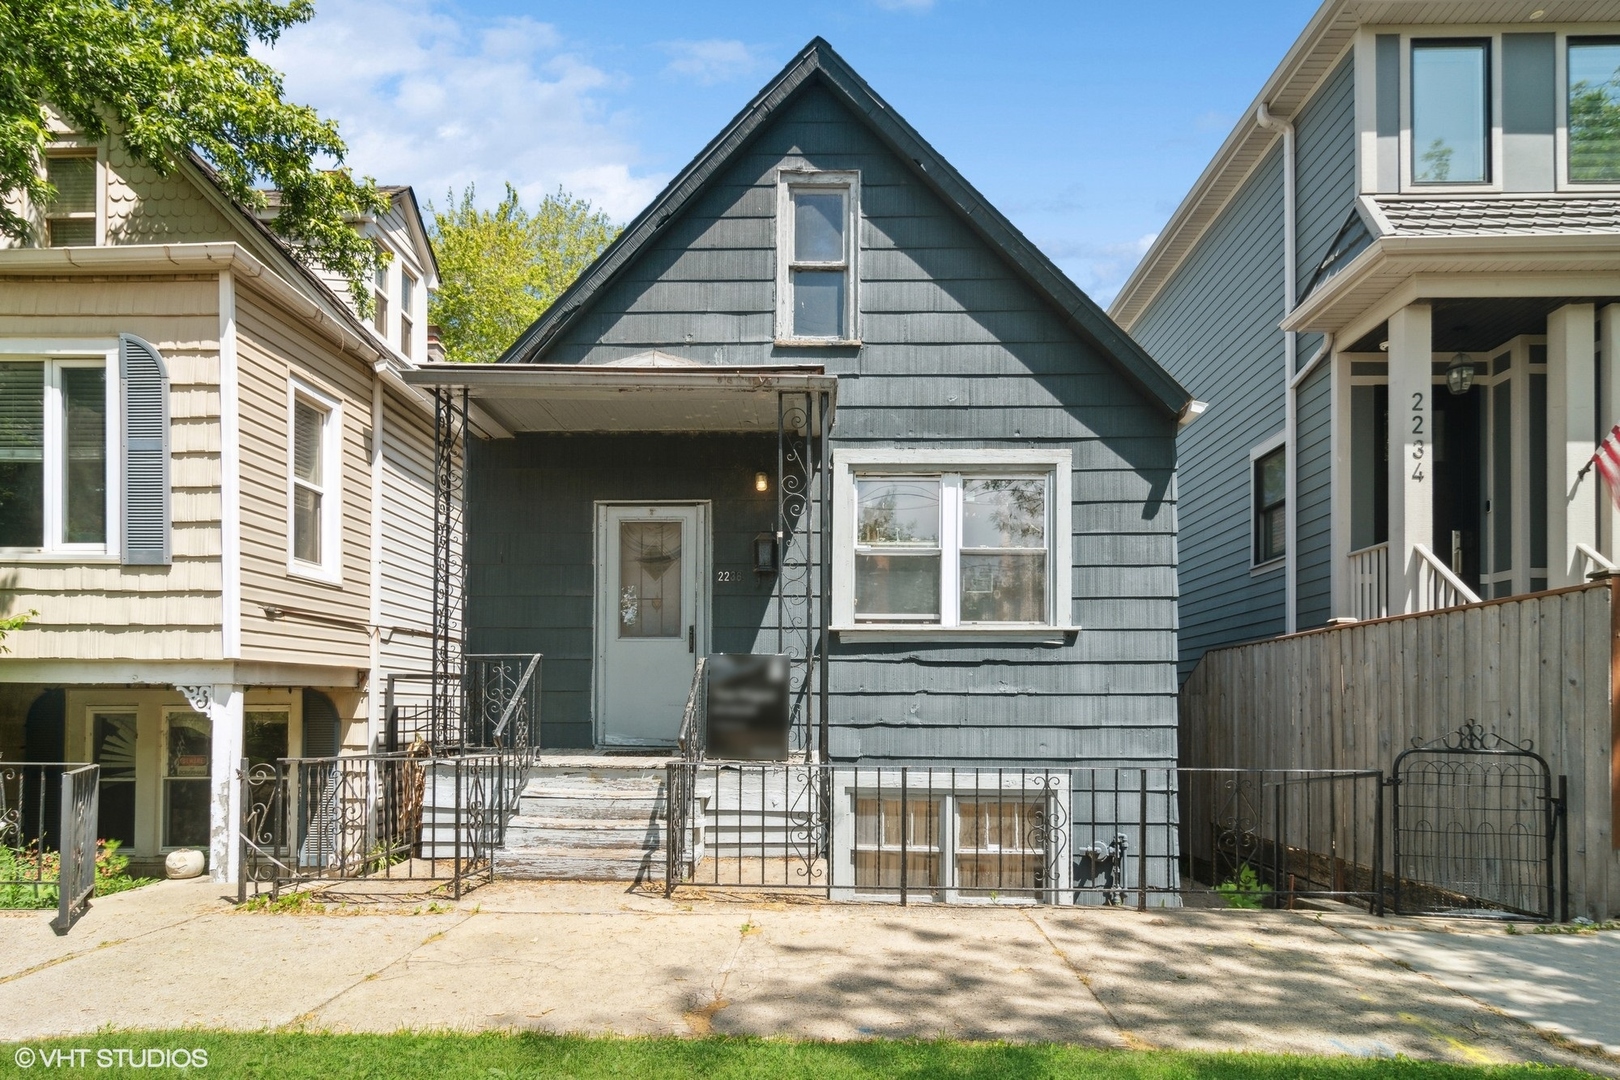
[0, 840, 153, 910]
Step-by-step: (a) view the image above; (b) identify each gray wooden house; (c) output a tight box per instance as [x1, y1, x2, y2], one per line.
[409, 40, 1194, 901]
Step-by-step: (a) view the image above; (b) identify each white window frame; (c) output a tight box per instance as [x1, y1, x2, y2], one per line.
[831, 448, 1074, 641]
[40, 143, 105, 248]
[1251, 430, 1287, 573]
[775, 169, 861, 346]
[0, 343, 119, 560]
[399, 268, 417, 360]
[371, 251, 391, 342]
[1555, 26, 1620, 191]
[286, 377, 343, 584]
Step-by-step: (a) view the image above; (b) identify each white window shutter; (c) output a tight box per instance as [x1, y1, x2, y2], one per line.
[120, 333, 170, 565]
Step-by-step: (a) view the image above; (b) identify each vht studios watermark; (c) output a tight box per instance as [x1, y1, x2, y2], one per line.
[12, 1046, 208, 1069]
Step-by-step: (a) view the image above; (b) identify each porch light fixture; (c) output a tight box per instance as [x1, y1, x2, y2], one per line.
[1446, 352, 1475, 395]
[754, 471, 770, 493]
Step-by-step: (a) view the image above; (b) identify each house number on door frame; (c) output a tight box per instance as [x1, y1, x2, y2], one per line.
[1410, 391, 1425, 482]
[716, 570, 736, 583]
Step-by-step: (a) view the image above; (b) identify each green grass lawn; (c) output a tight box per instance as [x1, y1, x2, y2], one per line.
[0, 1033, 1600, 1079]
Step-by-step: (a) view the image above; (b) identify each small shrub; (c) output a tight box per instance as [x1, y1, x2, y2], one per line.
[238, 890, 327, 914]
[0, 839, 155, 910]
[1215, 865, 1272, 910]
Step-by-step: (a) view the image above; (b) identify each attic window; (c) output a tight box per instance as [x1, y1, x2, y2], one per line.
[776, 170, 860, 345]
[44, 154, 98, 247]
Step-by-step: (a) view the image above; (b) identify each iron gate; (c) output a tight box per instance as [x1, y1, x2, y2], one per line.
[1391, 723, 1567, 920]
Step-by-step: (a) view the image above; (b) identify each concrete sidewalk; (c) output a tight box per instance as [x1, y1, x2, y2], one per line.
[0, 880, 1614, 1074]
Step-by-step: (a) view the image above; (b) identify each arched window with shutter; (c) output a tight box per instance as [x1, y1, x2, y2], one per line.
[120, 334, 170, 565]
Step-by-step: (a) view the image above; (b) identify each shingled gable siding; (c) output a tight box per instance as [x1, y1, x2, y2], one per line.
[465, 83, 1180, 767]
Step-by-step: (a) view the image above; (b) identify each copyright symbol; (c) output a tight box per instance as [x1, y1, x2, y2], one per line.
[13, 1046, 34, 1068]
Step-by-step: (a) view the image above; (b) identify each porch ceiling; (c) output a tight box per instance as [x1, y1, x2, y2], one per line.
[401, 363, 838, 434]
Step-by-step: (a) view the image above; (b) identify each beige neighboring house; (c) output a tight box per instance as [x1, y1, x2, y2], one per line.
[0, 120, 463, 882]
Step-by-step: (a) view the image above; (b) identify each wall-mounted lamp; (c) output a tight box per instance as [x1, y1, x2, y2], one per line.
[754, 471, 770, 493]
[753, 532, 778, 575]
[1445, 352, 1475, 395]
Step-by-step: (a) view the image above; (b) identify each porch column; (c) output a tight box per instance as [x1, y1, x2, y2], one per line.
[1601, 305, 1620, 562]
[208, 684, 244, 883]
[1387, 305, 1433, 613]
[1548, 304, 1597, 588]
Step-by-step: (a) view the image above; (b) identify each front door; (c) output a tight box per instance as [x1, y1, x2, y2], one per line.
[596, 504, 706, 746]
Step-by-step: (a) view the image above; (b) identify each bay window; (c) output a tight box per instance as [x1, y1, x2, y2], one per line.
[0, 357, 113, 553]
[834, 449, 1072, 636]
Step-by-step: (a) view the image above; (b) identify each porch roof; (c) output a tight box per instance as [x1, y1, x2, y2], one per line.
[401, 362, 837, 435]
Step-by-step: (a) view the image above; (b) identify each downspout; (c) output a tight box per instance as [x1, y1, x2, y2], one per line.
[1257, 102, 1298, 634]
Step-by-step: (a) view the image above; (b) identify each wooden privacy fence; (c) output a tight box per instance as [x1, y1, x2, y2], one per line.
[1180, 580, 1619, 919]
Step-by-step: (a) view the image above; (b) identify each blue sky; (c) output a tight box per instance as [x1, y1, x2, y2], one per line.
[267, 0, 1321, 306]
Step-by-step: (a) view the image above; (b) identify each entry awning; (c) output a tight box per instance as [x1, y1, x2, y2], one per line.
[402, 359, 838, 437]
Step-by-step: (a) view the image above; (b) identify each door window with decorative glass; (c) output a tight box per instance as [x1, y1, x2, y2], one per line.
[855, 473, 1049, 626]
[44, 154, 97, 246]
[92, 712, 139, 849]
[0, 358, 110, 552]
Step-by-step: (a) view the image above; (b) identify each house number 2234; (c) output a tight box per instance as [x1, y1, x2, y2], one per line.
[1410, 391, 1425, 482]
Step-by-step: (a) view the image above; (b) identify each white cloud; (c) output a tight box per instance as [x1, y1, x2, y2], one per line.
[1042, 232, 1159, 308]
[661, 39, 766, 85]
[261, 0, 666, 222]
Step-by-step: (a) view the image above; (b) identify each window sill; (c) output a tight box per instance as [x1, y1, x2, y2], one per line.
[833, 624, 1079, 643]
[1251, 557, 1284, 577]
[286, 562, 344, 588]
[774, 338, 862, 349]
[0, 550, 118, 564]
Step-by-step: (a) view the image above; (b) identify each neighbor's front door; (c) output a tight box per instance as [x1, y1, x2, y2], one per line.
[596, 504, 706, 746]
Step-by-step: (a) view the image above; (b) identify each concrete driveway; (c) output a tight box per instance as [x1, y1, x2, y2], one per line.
[0, 879, 1614, 1075]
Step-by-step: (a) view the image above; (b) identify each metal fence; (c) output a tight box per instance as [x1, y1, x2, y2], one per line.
[663, 764, 1385, 910]
[0, 762, 101, 934]
[238, 748, 532, 902]
[384, 654, 543, 754]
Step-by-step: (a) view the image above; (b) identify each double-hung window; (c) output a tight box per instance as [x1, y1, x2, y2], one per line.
[0, 356, 114, 554]
[1253, 441, 1286, 566]
[399, 271, 417, 358]
[776, 170, 859, 343]
[1411, 39, 1491, 185]
[44, 153, 98, 247]
[287, 380, 341, 581]
[834, 449, 1072, 636]
[371, 258, 389, 338]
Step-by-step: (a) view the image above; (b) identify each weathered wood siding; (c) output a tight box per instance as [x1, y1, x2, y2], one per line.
[0, 276, 223, 659]
[234, 285, 373, 670]
[1130, 54, 1357, 676]
[469, 434, 779, 749]
[469, 82, 1180, 768]
[1180, 582, 1620, 918]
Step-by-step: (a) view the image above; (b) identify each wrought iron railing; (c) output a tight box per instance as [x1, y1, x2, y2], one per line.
[662, 764, 1386, 910]
[0, 761, 101, 934]
[1414, 542, 1482, 611]
[1347, 542, 1389, 620]
[238, 746, 533, 903]
[385, 654, 543, 754]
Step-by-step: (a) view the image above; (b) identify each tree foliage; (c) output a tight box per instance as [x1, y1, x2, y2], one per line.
[1570, 73, 1620, 181]
[428, 184, 619, 364]
[0, 0, 386, 306]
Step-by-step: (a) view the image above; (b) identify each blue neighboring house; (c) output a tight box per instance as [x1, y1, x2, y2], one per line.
[1113, 0, 1620, 677]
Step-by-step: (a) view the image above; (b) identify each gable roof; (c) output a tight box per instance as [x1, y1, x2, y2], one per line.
[498, 37, 1192, 420]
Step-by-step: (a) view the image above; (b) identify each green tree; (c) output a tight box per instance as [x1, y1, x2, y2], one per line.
[429, 184, 619, 363]
[1571, 74, 1620, 181]
[0, 0, 386, 308]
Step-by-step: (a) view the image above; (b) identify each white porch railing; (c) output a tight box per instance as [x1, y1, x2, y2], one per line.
[1576, 542, 1617, 580]
[1414, 543, 1483, 612]
[1347, 543, 1389, 621]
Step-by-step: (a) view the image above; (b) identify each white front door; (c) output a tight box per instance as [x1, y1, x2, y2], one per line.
[595, 504, 706, 746]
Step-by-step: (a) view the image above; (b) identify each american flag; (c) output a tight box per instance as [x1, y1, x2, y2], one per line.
[1593, 424, 1620, 511]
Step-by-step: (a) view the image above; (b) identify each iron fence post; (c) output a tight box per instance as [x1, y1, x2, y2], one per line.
[454, 759, 464, 902]
[237, 757, 249, 905]
[900, 767, 908, 907]
[1373, 772, 1385, 916]
[1272, 780, 1284, 909]
[1558, 774, 1570, 923]
[1136, 770, 1148, 912]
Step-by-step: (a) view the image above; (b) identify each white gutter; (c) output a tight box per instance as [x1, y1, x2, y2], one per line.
[1257, 101, 1300, 635]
